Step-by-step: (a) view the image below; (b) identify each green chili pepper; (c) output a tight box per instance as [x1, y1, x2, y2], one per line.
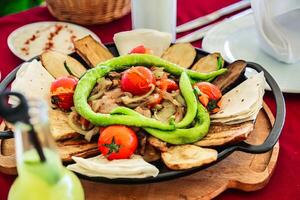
[205, 56, 225, 82]
[98, 54, 227, 81]
[74, 66, 175, 130]
[74, 54, 217, 132]
[111, 103, 210, 144]
[175, 71, 197, 128]
[217, 56, 224, 70]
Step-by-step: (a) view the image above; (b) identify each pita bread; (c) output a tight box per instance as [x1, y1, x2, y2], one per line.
[67, 155, 159, 178]
[211, 72, 266, 124]
[113, 29, 172, 57]
[9, 59, 54, 106]
[161, 145, 217, 170]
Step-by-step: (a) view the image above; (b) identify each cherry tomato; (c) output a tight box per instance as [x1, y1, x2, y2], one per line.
[129, 45, 152, 54]
[98, 125, 138, 160]
[194, 82, 222, 113]
[157, 78, 178, 92]
[121, 66, 156, 96]
[50, 76, 78, 111]
[194, 82, 222, 100]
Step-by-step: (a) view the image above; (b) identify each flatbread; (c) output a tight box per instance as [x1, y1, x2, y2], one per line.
[210, 72, 266, 124]
[211, 72, 265, 119]
[9, 59, 54, 106]
[113, 29, 172, 57]
[8, 59, 77, 140]
[67, 155, 159, 178]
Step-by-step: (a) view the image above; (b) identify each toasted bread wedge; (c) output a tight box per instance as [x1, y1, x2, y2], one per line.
[194, 121, 254, 147]
[161, 145, 217, 170]
[49, 109, 80, 141]
[74, 35, 113, 67]
[57, 137, 99, 163]
[162, 43, 196, 68]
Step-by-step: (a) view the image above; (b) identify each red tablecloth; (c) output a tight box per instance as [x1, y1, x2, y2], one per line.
[0, 1, 299, 199]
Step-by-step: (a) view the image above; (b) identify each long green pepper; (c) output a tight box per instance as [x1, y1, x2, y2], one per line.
[74, 54, 216, 144]
[97, 54, 227, 81]
[74, 66, 175, 130]
[174, 72, 197, 128]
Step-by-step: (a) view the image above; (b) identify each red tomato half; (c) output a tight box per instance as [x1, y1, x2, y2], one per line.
[121, 66, 156, 96]
[50, 76, 78, 111]
[98, 125, 138, 160]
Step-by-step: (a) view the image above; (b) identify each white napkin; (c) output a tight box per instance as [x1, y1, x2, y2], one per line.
[251, 0, 300, 64]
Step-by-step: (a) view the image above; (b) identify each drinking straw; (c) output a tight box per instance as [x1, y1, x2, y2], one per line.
[0, 91, 46, 162]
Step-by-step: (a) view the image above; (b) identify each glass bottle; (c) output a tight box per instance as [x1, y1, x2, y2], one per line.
[8, 99, 84, 200]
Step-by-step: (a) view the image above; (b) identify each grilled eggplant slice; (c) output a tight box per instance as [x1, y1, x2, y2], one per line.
[191, 53, 224, 73]
[212, 60, 247, 94]
[74, 35, 113, 67]
[41, 50, 86, 78]
[162, 43, 196, 68]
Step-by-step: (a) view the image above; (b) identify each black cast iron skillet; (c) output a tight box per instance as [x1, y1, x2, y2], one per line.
[0, 44, 285, 184]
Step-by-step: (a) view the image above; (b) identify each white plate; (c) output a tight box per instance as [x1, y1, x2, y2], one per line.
[8, 21, 100, 61]
[202, 14, 300, 93]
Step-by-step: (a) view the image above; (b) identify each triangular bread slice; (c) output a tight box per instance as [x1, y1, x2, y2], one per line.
[113, 29, 172, 57]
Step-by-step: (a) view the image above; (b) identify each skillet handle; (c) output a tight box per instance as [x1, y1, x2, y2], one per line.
[218, 62, 285, 158]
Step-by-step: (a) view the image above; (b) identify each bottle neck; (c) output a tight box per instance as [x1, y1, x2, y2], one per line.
[14, 100, 63, 183]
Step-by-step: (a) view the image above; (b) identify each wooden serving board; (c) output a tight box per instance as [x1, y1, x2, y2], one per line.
[0, 103, 279, 199]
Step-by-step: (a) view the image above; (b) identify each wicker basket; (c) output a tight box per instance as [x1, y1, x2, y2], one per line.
[46, 0, 131, 25]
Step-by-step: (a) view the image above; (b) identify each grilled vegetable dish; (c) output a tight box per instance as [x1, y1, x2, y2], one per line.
[3, 29, 266, 179]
